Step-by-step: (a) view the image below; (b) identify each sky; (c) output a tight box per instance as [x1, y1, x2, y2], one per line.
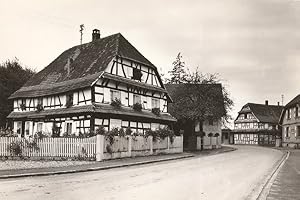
[1, 0, 300, 126]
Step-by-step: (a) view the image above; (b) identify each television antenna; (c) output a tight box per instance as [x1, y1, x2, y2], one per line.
[79, 24, 85, 45]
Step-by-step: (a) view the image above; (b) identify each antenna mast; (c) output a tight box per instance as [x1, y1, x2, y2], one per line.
[281, 94, 284, 106]
[79, 24, 85, 45]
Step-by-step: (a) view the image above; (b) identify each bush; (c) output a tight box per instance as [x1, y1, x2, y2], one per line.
[125, 127, 133, 135]
[132, 103, 142, 111]
[96, 126, 106, 135]
[34, 131, 48, 140]
[208, 133, 214, 137]
[36, 104, 44, 112]
[0, 128, 17, 137]
[145, 127, 175, 143]
[152, 108, 160, 116]
[7, 141, 23, 156]
[20, 103, 26, 111]
[214, 133, 220, 137]
[51, 124, 60, 137]
[111, 98, 122, 108]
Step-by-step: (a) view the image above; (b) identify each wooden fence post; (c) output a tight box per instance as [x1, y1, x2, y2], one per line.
[149, 136, 153, 155]
[128, 136, 132, 157]
[167, 137, 170, 153]
[181, 134, 184, 152]
[96, 134, 104, 162]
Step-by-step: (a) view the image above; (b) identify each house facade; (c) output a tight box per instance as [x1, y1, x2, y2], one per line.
[233, 101, 283, 146]
[280, 94, 300, 148]
[165, 84, 225, 150]
[7, 30, 176, 138]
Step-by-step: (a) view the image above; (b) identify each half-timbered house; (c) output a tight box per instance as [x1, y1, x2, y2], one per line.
[7, 29, 176, 137]
[279, 94, 300, 148]
[233, 101, 283, 146]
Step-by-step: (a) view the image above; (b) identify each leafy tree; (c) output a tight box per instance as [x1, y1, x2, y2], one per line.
[167, 53, 186, 84]
[0, 58, 35, 128]
[166, 54, 234, 125]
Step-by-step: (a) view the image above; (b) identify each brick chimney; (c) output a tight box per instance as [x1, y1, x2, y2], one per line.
[265, 100, 268, 105]
[92, 29, 100, 41]
[278, 102, 280, 106]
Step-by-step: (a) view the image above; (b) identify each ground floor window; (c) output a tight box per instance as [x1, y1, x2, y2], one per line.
[285, 127, 289, 138]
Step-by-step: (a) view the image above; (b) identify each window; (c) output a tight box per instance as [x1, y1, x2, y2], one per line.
[110, 90, 120, 101]
[38, 98, 42, 104]
[16, 121, 22, 135]
[244, 114, 247, 119]
[133, 94, 141, 104]
[208, 118, 214, 126]
[37, 122, 43, 132]
[152, 98, 160, 109]
[296, 106, 299, 118]
[297, 126, 300, 137]
[25, 122, 30, 135]
[287, 109, 291, 119]
[66, 122, 73, 135]
[286, 127, 289, 138]
[132, 68, 142, 81]
[66, 93, 73, 107]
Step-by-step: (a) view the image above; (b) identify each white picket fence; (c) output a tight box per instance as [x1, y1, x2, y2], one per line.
[0, 136, 97, 158]
[0, 135, 183, 161]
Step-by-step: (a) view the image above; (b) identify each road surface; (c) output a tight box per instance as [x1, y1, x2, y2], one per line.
[0, 146, 282, 200]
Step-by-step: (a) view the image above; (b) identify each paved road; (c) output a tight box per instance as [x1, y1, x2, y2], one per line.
[0, 146, 282, 200]
[267, 150, 300, 200]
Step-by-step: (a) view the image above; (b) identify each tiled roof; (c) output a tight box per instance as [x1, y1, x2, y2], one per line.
[239, 103, 283, 124]
[7, 104, 176, 122]
[9, 33, 157, 99]
[285, 94, 300, 108]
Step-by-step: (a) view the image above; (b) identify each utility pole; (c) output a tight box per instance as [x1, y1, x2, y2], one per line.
[79, 24, 84, 45]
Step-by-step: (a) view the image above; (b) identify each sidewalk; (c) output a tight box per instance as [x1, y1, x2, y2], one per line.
[266, 149, 300, 200]
[0, 146, 236, 179]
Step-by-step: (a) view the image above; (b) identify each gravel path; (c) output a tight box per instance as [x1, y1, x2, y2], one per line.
[0, 160, 95, 170]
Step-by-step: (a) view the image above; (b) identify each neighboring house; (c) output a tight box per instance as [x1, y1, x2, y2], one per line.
[279, 94, 300, 148]
[221, 128, 234, 145]
[165, 84, 225, 150]
[233, 101, 283, 146]
[7, 29, 176, 138]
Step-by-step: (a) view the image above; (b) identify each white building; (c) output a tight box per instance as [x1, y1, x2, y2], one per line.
[8, 29, 176, 137]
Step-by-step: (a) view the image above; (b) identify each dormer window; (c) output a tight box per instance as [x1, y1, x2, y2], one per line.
[132, 68, 142, 81]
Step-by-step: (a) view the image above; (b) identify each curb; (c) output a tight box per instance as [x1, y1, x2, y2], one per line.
[0, 154, 194, 179]
[254, 150, 290, 200]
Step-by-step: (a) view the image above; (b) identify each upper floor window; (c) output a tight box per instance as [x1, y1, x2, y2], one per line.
[208, 118, 214, 126]
[110, 90, 121, 101]
[133, 94, 141, 104]
[152, 98, 160, 109]
[296, 106, 299, 118]
[287, 109, 291, 119]
[66, 93, 73, 107]
[37, 98, 43, 106]
[132, 68, 142, 81]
